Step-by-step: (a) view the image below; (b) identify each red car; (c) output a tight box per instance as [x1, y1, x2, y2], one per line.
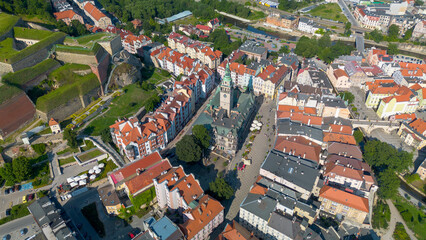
[128, 233, 135, 238]
[26, 194, 35, 201]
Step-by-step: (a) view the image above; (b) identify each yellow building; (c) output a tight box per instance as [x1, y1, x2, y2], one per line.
[376, 94, 419, 119]
[97, 185, 123, 215]
[319, 186, 369, 224]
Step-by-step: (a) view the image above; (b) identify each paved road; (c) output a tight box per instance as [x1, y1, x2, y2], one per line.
[0, 215, 40, 239]
[347, 87, 379, 121]
[382, 199, 418, 240]
[338, 0, 359, 27]
[225, 99, 277, 220]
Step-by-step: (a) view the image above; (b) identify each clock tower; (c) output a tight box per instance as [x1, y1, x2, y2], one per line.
[220, 63, 233, 117]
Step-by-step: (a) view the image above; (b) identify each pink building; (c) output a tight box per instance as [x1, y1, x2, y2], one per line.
[122, 34, 152, 54]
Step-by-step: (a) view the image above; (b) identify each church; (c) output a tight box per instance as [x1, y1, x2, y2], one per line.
[194, 63, 256, 156]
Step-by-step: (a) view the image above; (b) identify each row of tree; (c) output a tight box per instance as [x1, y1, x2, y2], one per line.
[363, 140, 413, 199]
[295, 34, 354, 63]
[176, 125, 211, 163]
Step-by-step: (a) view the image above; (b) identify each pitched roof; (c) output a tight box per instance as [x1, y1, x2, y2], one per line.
[0, 93, 36, 137]
[84, 2, 107, 21]
[319, 185, 369, 213]
[274, 136, 321, 163]
[125, 160, 172, 195]
[49, 118, 59, 126]
[54, 10, 79, 20]
[196, 24, 212, 31]
[218, 220, 258, 240]
[109, 152, 162, 185]
[180, 195, 224, 240]
[409, 118, 426, 135]
[327, 142, 363, 160]
[334, 69, 348, 79]
[323, 132, 357, 145]
[276, 111, 322, 126]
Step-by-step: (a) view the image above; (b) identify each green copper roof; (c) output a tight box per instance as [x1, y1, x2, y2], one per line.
[223, 63, 232, 84]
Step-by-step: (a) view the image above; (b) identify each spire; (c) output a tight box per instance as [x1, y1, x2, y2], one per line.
[223, 62, 232, 85]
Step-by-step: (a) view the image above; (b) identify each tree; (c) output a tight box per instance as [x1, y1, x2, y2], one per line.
[278, 45, 290, 54]
[295, 36, 318, 58]
[353, 129, 364, 144]
[388, 24, 400, 41]
[344, 22, 352, 36]
[415, 0, 424, 6]
[176, 135, 202, 163]
[141, 81, 155, 91]
[403, 28, 413, 41]
[209, 177, 234, 200]
[369, 29, 384, 43]
[145, 95, 160, 112]
[318, 34, 331, 49]
[363, 140, 412, 173]
[387, 43, 399, 55]
[377, 169, 400, 199]
[100, 128, 112, 144]
[0, 163, 15, 186]
[12, 156, 31, 182]
[63, 128, 78, 149]
[339, 91, 355, 104]
[192, 125, 211, 149]
[31, 143, 46, 155]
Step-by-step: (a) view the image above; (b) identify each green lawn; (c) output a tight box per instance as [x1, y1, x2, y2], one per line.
[36, 72, 99, 112]
[85, 84, 157, 135]
[77, 149, 104, 162]
[55, 43, 102, 56]
[81, 203, 105, 237]
[0, 13, 19, 36]
[48, 63, 91, 86]
[309, 3, 348, 23]
[393, 194, 426, 240]
[13, 27, 53, 40]
[393, 222, 410, 240]
[59, 156, 76, 166]
[0, 201, 32, 225]
[0, 38, 17, 58]
[31, 161, 51, 188]
[2, 59, 60, 88]
[81, 140, 96, 152]
[119, 187, 156, 221]
[76, 32, 115, 46]
[0, 84, 23, 105]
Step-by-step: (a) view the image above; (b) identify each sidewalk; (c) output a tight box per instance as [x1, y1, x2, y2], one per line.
[381, 199, 417, 240]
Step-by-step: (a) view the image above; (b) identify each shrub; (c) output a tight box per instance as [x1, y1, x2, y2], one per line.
[31, 143, 46, 155]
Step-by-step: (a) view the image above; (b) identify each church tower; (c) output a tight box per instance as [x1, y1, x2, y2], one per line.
[220, 63, 233, 117]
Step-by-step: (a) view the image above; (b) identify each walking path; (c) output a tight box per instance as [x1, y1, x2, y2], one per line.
[382, 199, 417, 240]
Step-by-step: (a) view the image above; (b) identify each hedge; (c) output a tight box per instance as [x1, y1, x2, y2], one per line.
[36, 73, 100, 112]
[0, 32, 66, 64]
[0, 13, 20, 37]
[2, 59, 60, 88]
[13, 27, 54, 40]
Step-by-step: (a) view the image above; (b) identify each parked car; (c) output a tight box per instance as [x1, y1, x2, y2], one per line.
[22, 195, 27, 203]
[8, 188, 14, 194]
[27, 194, 34, 201]
[5, 209, 11, 216]
[4, 189, 9, 195]
[128, 233, 135, 238]
[20, 228, 27, 235]
[14, 185, 20, 191]
[2, 234, 10, 240]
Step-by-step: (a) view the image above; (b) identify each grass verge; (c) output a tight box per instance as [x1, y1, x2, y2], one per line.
[308, 3, 348, 23]
[0, 201, 32, 225]
[393, 194, 426, 239]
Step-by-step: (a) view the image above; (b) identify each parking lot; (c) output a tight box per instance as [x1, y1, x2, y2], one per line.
[0, 215, 41, 240]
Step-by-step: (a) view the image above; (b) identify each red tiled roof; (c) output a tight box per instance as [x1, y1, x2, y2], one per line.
[196, 25, 212, 31]
[409, 118, 426, 135]
[109, 152, 162, 184]
[274, 136, 321, 163]
[323, 132, 356, 145]
[49, 118, 59, 126]
[218, 221, 258, 240]
[394, 113, 416, 120]
[319, 185, 369, 213]
[84, 2, 107, 21]
[180, 195, 224, 240]
[125, 160, 172, 195]
[327, 142, 363, 160]
[276, 111, 323, 126]
[329, 124, 353, 135]
[0, 93, 35, 137]
[277, 105, 317, 115]
[334, 69, 348, 79]
[54, 10, 78, 20]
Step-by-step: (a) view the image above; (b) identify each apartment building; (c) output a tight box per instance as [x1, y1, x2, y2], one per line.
[265, 13, 299, 30]
[298, 17, 324, 34]
[153, 166, 204, 212]
[326, 65, 350, 91]
[260, 150, 321, 200]
[319, 185, 369, 224]
[239, 40, 268, 61]
[83, 2, 112, 29]
[122, 34, 152, 54]
[254, 65, 290, 99]
[398, 118, 426, 150]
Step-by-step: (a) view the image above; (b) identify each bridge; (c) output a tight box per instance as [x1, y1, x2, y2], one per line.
[351, 119, 401, 134]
